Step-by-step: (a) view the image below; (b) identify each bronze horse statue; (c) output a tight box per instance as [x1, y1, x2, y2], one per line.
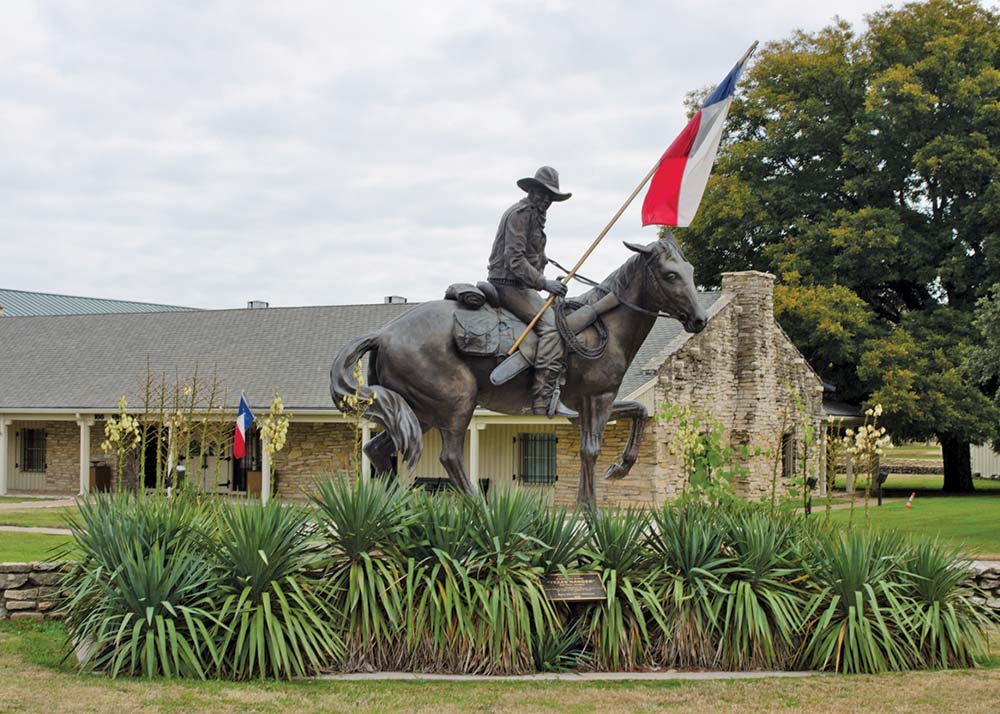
[330, 232, 706, 506]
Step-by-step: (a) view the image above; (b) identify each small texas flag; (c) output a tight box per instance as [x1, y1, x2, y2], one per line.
[641, 43, 756, 227]
[234, 393, 255, 459]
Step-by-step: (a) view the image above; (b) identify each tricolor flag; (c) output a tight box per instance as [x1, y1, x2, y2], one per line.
[641, 45, 755, 227]
[234, 393, 255, 459]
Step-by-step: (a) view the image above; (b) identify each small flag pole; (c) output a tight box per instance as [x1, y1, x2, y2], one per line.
[506, 41, 759, 356]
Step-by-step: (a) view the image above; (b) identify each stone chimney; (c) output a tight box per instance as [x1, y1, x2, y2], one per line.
[720, 271, 778, 449]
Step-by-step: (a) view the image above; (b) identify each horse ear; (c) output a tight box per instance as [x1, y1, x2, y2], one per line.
[623, 241, 653, 254]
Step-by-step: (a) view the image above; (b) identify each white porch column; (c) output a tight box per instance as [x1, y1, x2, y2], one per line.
[844, 452, 854, 493]
[468, 419, 485, 492]
[0, 417, 11, 496]
[261, 437, 272, 505]
[76, 415, 95, 496]
[360, 422, 372, 480]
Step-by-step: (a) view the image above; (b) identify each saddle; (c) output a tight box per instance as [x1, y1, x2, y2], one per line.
[443, 281, 525, 358]
[444, 282, 617, 384]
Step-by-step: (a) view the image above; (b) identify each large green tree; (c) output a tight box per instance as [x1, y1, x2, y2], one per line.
[678, 0, 1000, 491]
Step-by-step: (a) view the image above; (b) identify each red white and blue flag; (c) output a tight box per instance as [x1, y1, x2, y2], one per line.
[233, 393, 254, 459]
[641, 48, 753, 227]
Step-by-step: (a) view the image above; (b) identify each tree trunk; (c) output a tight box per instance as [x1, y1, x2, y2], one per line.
[939, 434, 974, 493]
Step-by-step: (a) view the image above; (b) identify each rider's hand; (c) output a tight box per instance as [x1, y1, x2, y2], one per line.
[544, 279, 568, 297]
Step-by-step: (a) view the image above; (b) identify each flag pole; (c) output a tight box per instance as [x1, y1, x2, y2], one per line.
[505, 40, 759, 356]
[507, 160, 662, 355]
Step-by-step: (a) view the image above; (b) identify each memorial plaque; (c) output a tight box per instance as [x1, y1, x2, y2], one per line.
[542, 573, 607, 602]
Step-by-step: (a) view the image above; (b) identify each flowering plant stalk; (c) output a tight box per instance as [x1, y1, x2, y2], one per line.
[101, 396, 142, 493]
[258, 390, 290, 499]
[843, 404, 892, 524]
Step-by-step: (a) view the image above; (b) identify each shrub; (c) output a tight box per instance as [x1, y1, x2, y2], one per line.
[61, 494, 220, 678]
[646, 501, 732, 668]
[579, 508, 662, 670]
[800, 530, 918, 673]
[59, 483, 993, 679]
[714, 507, 809, 670]
[899, 538, 995, 668]
[309, 475, 409, 670]
[213, 500, 343, 679]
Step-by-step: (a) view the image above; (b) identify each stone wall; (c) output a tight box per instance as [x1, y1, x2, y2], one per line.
[272, 422, 358, 499]
[0, 562, 66, 621]
[971, 561, 1000, 611]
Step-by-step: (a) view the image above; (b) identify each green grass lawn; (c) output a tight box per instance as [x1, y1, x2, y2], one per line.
[824, 494, 1000, 556]
[0, 506, 77, 530]
[0, 621, 997, 714]
[885, 444, 942, 461]
[0, 532, 73, 562]
[835, 472, 1000, 494]
[0, 496, 49, 504]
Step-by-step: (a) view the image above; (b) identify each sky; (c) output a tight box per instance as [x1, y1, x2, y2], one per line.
[1, 0, 901, 310]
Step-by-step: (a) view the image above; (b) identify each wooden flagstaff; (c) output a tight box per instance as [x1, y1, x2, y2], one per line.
[506, 40, 758, 356]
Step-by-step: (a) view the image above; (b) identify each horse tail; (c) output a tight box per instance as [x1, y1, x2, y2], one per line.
[330, 333, 423, 471]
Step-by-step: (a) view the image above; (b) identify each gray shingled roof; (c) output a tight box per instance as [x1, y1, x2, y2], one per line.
[0, 288, 195, 317]
[0, 295, 724, 412]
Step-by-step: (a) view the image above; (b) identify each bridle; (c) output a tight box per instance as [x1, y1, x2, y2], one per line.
[548, 252, 692, 322]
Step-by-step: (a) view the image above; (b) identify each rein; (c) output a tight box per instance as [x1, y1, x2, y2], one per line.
[547, 256, 681, 320]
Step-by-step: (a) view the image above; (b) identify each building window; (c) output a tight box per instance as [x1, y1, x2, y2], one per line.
[20, 428, 47, 472]
[781, 432, 796, 481]
[519, 433, 557, 484]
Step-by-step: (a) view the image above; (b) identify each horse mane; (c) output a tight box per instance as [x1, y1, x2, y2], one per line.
[574, 234, 678, 305]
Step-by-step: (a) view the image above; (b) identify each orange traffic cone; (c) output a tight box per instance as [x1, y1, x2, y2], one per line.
[904, 492, 916, 510]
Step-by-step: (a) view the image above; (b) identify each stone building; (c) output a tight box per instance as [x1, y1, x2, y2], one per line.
[0, 273, 824, 507]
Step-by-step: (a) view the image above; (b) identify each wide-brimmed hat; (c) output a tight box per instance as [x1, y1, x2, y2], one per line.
[517, 166, 572, 201]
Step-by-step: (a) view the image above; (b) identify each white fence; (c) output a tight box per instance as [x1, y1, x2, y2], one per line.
[971, 443, 1000, 480]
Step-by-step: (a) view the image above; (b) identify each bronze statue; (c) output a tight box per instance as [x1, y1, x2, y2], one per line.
[331, 166, 707, 506]
[487, 166, 573, 417]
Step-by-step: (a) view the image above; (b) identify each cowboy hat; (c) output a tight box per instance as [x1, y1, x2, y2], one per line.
[517, 166, 572, 201]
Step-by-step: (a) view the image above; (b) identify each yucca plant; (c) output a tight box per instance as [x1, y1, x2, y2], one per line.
[646, 501, 733, 668]
[899, 538, 995, 668]
[310, 475, 410, 670]
[61, 493, 220, 678]
[396, 492, 478, 671]
[464, 485, 558, 674]
[526, 503, 587, 575]
[579, 507, 662, 670]
[714, 508, 809, 670]
[213, 500, 343, 679]
[800, 529, 919, 673]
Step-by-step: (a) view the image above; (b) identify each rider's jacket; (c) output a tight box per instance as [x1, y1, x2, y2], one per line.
[487, 198, 547, 291]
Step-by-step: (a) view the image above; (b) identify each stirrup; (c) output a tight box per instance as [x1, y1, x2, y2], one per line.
[545, 388, 578, 419]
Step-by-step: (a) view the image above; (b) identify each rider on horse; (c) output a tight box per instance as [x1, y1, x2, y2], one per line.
[487, 166, 575, 417]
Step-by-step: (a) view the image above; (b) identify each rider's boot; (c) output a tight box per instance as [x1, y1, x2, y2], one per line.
[532, 369, 578, 418]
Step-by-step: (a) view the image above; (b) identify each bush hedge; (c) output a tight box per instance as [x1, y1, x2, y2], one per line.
[59, 478, 996, 679]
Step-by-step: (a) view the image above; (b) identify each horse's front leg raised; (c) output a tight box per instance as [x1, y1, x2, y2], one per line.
[602, 400, 649, 481]
[577, 392, 615, 508]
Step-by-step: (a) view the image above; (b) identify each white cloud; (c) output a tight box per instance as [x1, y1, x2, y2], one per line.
[1, 0, 889, 308]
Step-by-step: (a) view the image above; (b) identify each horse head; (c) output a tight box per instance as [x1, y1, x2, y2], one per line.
[622, 232, 707, 333]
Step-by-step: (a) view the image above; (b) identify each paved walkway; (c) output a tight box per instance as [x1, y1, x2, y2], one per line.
[0, 497, 75, 511]
[0, 525, 72, 536]
[318, 670, 820, 682]
[796, 496, 905, 513]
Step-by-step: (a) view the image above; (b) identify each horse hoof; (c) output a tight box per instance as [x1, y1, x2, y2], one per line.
[603, 463, 630, 480]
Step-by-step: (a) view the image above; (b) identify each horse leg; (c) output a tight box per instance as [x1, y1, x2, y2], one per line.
[577, 392, 615, 508]
[602, 400, 649, 481]
[363, 431, 397, 478]
[439, 427, 476, 497]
